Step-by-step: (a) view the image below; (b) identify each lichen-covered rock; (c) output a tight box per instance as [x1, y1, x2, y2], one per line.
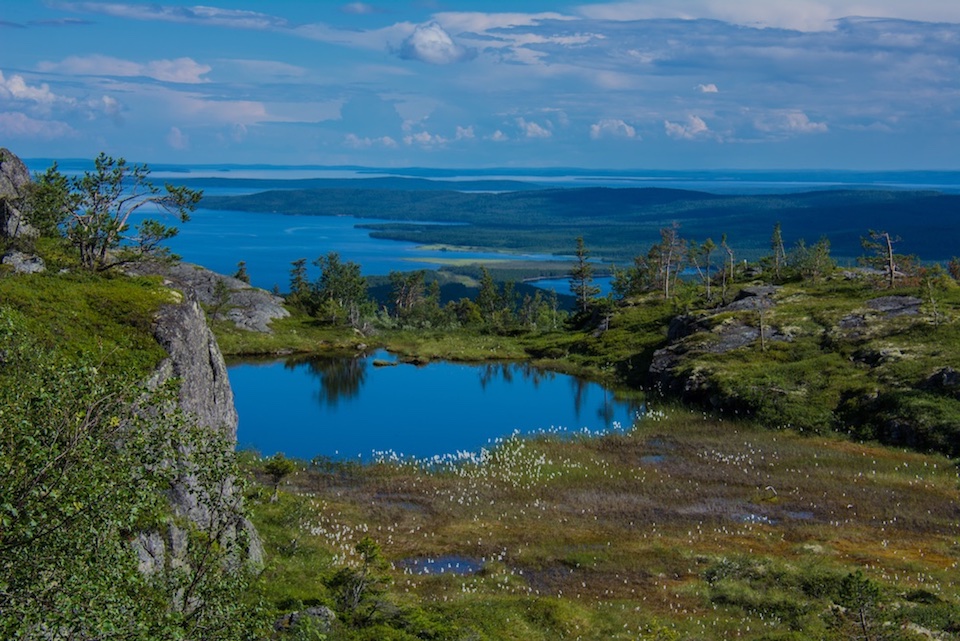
[866, 296, 922, 316]
[718, 285, 780, 312]
[1, 250, 45, 274]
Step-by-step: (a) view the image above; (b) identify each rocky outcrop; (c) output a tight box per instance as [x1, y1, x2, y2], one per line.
[137, 292, 262, 574]
[151, 295, 238, 440]
[865, 295, 922, 317]
[0, 148, 37, 240]
[649, 286, 788, 398]
[131, 261, 289, 333]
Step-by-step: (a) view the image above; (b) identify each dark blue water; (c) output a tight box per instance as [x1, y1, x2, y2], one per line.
[110, 166, 960, 291]
[147, 207, 567, 291]
[229, 350, 642, 461]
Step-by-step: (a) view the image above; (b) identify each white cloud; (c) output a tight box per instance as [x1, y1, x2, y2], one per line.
[0, 71, 58, 104]
[403, 130, 448, 146]
[754, 111, 828, 134]
[0, 111, 75, 138]
[590, 118, 637, 139]
[398, 22, 476, 64]
[455, 126, 475, 140]
[576, 1, 960, 32]
[166, 126, 189, 149]
[696, 83, 719, 93]
[100, 95, 121, 115]
[516, 117, 552, 138]
[38, 55, 211, 83]
[489, 130, 509, 141]
[664, 114, 710, 139]
[344, 133, 398, 148]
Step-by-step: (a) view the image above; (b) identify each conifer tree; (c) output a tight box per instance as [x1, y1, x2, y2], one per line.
[570, 236, 600, 313]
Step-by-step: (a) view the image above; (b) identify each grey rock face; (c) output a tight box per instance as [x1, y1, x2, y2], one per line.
[152, 296, 238, 440]
[1, 250, 45, 274]
[0, 148, 37, 239]
[139, 293, 263, 573]
[132, 261, 289, 333]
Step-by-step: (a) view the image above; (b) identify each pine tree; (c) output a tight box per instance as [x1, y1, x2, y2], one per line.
[570, 236, 600, 314]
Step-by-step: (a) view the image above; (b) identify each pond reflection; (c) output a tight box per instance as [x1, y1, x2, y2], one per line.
[229, 350, 643, 461]
[285, 354, 368, 407]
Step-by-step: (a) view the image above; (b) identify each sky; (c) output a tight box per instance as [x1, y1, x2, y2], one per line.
[1, 1, 959, 169]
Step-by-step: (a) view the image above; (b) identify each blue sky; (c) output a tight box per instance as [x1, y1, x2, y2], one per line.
[2, 1, 959, 169]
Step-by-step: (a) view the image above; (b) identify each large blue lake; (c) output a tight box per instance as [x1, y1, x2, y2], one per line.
[159, 207, 571, 292]
[229, 350, 642, 461]
[101, 165, 960, 293]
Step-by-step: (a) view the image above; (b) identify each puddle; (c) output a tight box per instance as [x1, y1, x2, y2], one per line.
[398, 555, 483, 576]
[640, 454, 667, 465]
[785, 510, 815, 521]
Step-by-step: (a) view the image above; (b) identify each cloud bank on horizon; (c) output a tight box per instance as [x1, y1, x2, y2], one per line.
[1, 0, 958, 169]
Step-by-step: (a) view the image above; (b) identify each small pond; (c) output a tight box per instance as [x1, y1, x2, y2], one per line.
[229, 350, 643, 461]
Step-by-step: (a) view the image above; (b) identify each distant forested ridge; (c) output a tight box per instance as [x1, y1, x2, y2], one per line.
[202, 186, 960, 263]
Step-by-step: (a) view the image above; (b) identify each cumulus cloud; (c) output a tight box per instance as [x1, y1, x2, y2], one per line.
[455, 125, 475, 140]
[516, 117, 552, 138]
[1, 69, 124, 124]
[589, 118, 637, 139]
[403, 130, 448, 146]
[696, 83, 719, 93]
[398, 22, 476, 64]
[664, 114, 710, 140]
[38, 55, 211, 83]
[166, 126, 189, 149]
[95, 94, 124, 124]
[754, 111, 828, 134]
[0, 111, 75, 138]
[489, 130, 509, 141]
[0, 71, 58, 104]
[344, 133, 398, 148]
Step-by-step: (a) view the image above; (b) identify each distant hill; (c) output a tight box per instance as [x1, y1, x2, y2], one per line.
[203, 186, 960, 263]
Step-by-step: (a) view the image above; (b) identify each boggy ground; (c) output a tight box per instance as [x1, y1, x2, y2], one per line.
[247, 409, 960, 640]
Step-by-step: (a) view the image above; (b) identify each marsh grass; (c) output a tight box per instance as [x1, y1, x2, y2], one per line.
[246, 409, 960, 640]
